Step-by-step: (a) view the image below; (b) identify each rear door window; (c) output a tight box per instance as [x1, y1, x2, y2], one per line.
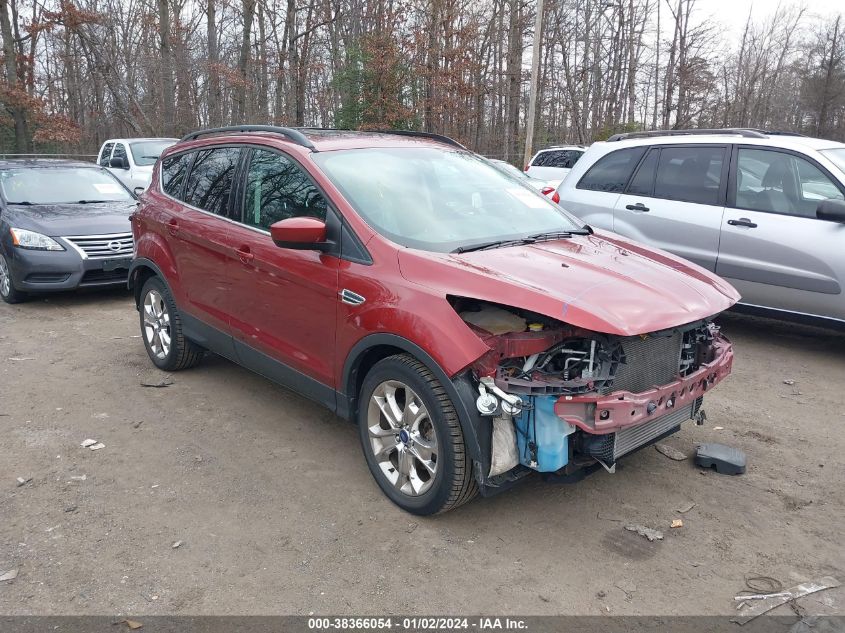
[532, 149, 584, 169]
[653, 146, 725, 205]
[242, 148, 327, 230]
[577, 147, 646, 192]
[183, 147, 242, 219]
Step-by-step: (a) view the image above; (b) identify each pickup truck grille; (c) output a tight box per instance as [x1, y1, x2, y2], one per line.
[64, 233, 134, 259]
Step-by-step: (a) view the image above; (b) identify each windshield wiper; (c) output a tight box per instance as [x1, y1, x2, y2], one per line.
[76, 199, 109, 204]
[452, 237, 538, 253]
[527, 229, 591, 240]
[9, 201, 33, 205]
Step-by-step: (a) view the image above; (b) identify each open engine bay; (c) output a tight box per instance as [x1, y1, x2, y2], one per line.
[451, 297, 734, 482]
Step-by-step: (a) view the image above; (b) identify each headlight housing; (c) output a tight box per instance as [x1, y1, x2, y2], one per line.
[10, 228, 65, 251]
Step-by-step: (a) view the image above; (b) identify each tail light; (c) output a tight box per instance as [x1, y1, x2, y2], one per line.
[541, 187, 560, 203]
[524, 164, 530, 172]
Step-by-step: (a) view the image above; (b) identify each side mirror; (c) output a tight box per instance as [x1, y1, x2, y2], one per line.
[270, 217, 331, 251]
[816, 199, 845, 223]
[110, 156, 129, 169]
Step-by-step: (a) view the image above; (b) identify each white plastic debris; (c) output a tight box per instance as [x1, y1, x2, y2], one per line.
[0, 569, 18, 582]
[89, 443, 105, 451]
[172, 540, 183, 549]
[80, 439, 97, 448]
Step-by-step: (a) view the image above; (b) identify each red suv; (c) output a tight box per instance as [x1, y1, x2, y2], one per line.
[130, 126, 739, 515]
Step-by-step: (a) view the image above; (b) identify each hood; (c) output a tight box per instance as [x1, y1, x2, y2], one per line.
[398, 231, 740, 336]
[7, 202, 136, 236]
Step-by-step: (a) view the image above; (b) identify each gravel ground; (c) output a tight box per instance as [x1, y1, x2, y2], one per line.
[1, 288, 843, 617]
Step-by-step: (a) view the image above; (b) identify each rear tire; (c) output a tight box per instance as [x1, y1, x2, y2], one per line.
[0, 252, 27, 304]
[357, 354, 478, 515]
[139, 276, 203, 371]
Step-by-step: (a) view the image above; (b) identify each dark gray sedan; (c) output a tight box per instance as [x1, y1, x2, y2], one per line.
[0, 159, 137, 303]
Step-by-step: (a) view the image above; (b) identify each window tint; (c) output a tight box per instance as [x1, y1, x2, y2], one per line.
[627, 148, 658, 195]
[577, 147, 646, 192]
[183, 147, 241, 218]
[735, 148, 844, 218]
[112, 143, 127, 166]
[653, 146, 724, 205]
[99, 143, 114, 167]
[243, 149, 327, 230]
[161, 153, 191, 198]
[532, 149, 584, 169]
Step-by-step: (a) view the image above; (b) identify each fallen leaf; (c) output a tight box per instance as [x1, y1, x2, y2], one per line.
[676, 502, 696, 513]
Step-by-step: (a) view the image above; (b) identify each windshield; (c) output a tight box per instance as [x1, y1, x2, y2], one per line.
[820, 148, 845, 177]
[490, 159, 530, 180]
[313, 148, 584, 253]
[130, 140, 176, 166]
[0, 167, 134, 204]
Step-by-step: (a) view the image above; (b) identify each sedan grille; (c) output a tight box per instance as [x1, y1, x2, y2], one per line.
[64, 233, 134, 259]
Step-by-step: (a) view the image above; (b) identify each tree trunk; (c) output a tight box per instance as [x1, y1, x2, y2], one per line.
[0, 0, 30, 151]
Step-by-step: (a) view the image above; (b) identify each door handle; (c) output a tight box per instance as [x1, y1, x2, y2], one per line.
[625, 203, 650, 212]
[236, 246, 254, 264]
[166, 219, 179, 236]
[727, 218, 758, 228]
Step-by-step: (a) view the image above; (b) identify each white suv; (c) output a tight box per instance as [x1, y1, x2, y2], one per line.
[556, 129, 845, 328]
[524, 145, 585, 183]
[97, 138, 177, 190]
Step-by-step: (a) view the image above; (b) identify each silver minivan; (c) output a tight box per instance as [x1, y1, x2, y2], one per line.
[556, 129, 845, 328]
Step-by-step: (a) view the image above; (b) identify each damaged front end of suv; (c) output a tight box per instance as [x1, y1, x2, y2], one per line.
[450, 297, 733, 491]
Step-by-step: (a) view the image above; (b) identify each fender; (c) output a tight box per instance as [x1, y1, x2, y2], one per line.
[131, 230, 183, 304]
[341, 333, 492, 481]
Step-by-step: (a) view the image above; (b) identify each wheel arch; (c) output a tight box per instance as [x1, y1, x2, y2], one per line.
[340, 333, 485, 468]
[129, 258, 172, 309]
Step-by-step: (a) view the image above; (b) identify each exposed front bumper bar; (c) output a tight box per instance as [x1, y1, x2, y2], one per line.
[554, 333, 733, 434]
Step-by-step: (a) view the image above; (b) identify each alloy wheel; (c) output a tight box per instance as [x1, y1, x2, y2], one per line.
[143, 289, 171, 359]
[0, 254, 10, 297]
[366, 380, 439, 497]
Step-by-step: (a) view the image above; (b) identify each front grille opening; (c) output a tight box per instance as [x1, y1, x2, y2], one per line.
[80, 269, 129, 285]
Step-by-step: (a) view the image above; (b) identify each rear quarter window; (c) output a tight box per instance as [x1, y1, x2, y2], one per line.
[577, 147, 646, 192]
[161, 152, 191, 198]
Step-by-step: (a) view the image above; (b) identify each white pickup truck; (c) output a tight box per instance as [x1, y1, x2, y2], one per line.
[97, 138, 177, 190]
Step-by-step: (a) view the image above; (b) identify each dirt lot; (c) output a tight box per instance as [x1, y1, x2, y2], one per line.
[1, 288, 844, 617]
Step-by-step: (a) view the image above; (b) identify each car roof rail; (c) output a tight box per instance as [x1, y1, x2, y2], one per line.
[606, 128, 769, 142]
[364, 129, 466, 149]
[179, 125, 317, 150]
[295, 127, 466, 149]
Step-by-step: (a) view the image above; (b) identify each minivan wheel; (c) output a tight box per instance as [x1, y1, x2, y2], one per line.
[0, 252, 27, 304]
[357, 354, 478, 515]
[139, 276, 203, 371]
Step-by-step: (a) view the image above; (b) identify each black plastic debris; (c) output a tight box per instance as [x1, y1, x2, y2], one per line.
[695, 443, 746, 475]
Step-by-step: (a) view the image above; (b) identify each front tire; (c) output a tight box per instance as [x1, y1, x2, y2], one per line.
[0, 251, 28, 304]
[139, 276, 203, 371]
[357, 354, 478, 515]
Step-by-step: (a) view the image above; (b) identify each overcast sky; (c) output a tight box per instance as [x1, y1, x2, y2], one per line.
[697, 0, 843, 35]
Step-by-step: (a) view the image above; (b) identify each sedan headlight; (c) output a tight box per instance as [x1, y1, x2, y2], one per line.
[10, 228, 65, 251]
